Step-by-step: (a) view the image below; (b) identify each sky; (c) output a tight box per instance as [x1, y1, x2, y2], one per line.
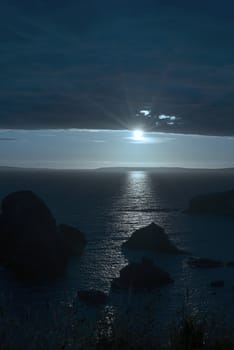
[1, 0, 234, 135]
[0, 129, 234, 169]
[1, 1, 234, 169]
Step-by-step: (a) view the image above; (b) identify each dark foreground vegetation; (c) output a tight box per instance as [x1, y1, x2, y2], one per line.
[0, 298, 233, 350]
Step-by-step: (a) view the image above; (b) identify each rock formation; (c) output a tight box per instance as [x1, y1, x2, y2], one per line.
[58, 224, 86, 256]
[0, 191, 86, 281]
[112, 256, 174, 290]
[123, 222, 183, 254]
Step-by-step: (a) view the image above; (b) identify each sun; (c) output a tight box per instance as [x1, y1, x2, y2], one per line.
[133, 129, 144, 141]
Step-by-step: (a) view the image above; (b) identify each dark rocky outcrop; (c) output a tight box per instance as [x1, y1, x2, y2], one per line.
[186, 189, 234, 216]
[112, 257, 174, 290]
[77, 290, 108, 305]
[58, 224, 86, 256]
[0, 191, 86, 281]
[210, 280, 224, 287]
[123, 222, 183, 254]
[187, 257, 224, 268]
[227, 261, 234, 267]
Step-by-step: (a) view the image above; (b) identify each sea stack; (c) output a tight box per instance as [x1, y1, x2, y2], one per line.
[123, 222, 183, 254]
[0, 191, 86, 281]
[112, 256, 174, 290]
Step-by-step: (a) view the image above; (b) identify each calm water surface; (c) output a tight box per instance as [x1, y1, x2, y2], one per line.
[0, 169, 234, 342]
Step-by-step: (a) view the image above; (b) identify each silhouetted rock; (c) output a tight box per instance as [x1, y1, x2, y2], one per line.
[186, 189, 234, 216]
[0, 191, 86, 281]
[112, 257, 174, 290]
[187, 257, 224, 268]
[58, 224, 86, 256]
[210, 280, 224, 287]
[77, 290, 108, 305]
[227, 261, 234, 267]
[123, 222, 183, 254]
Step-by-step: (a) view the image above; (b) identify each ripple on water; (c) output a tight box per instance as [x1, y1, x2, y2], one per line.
[0, 170, 234, 339]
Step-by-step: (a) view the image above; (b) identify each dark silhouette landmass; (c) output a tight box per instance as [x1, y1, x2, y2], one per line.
[96, 166, 234, 173]
[112, 256, 174, 290]
[0, 191, 86, 281]
[186, 189, 234, 216]
[123, 222, 184, 254]
[1, 166, 234, 173]
[58, 224, 86, 256]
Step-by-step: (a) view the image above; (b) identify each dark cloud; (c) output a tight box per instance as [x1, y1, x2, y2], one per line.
[0, 0, 234, 135]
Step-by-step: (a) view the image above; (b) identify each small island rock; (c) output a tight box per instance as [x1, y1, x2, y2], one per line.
[112, 256, 174, 290]
[123, 222, 183, 254]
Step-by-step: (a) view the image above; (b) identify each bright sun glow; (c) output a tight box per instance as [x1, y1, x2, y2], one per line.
[133, 129, 144, 141]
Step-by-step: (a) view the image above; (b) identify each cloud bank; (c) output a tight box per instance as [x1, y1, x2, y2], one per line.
[1, 0, 234, 135]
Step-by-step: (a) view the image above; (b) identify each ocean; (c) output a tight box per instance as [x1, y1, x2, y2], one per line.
[0, 168, 234, 346]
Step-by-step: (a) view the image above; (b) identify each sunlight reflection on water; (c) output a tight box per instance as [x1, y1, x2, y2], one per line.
[0, 170, 234, 341]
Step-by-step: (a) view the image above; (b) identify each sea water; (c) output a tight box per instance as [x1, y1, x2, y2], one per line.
[0, 168, 234, 345]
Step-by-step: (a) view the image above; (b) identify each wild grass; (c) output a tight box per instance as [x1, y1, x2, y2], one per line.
[0, 290, 233, 350]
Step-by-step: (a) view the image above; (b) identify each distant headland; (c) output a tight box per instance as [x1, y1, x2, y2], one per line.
[0, 166, 234, 173]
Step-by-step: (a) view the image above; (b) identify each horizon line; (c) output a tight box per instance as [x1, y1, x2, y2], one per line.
[1, 165, 234, 172]
[1, 128, 234, 139]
